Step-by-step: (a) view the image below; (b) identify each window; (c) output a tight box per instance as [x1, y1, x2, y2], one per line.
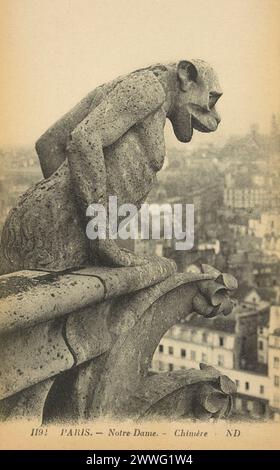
[168, 346, 174, 355]
[158, 361, 164, 371]
[235, 380, 239, 388]
[259, 340, 263, 351]
[202, 353, 207, 363]
[218, 355, 224, 367]
[191, 351, 196, 361]
[159, 344, 164, 353]
[202, 332, 208, 343]
[180, 349, 186, 358]
[235, 397, 242, 411]
[274, 357, 280, 369]
[168, 363, 174, 372]
[247, 400, 254, 412]
[274, 376, 279, 387]
[259, 327, 263, 335]
[273, 394, 280, 406]
[260, 385, 264, 394]
[245, 381, 250, 391]
[219, 337, 224, 347]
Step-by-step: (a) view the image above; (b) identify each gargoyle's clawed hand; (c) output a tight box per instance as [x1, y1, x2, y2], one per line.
[194, 363, 237, 419]
[92, 239, 150, 267]
[193, 264, 238, 318]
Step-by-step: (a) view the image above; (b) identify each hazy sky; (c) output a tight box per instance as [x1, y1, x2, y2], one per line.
[1, 0, 279, 148]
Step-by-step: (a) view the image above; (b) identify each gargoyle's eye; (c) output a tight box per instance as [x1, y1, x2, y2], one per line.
[209, 92, 222, 109]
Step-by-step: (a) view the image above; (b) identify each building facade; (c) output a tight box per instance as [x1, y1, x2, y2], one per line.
[152, 304, 280, 420]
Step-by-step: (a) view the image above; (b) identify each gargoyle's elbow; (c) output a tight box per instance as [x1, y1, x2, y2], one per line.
[35, 131, 66, 179]
[69, 124, 102, 154]
[35, 135, 44, 157]
[35, 131, 52, 160]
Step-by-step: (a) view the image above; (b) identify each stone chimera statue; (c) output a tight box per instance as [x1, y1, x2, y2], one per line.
[1, 59, 222, 273]
[0, 59, 238, 423]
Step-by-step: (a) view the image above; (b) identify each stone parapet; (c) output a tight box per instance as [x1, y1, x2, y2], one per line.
[0, 259, 237, 423]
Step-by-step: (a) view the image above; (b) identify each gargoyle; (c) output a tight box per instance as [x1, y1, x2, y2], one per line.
[0, 59, 222, 274]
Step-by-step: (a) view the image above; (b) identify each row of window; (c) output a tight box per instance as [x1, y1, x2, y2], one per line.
[200, 333, 224, 346]
[159, 343, 225, 358]
[161, 363, 190, 372]
[158, 344, 225, 366]
[169, 332, 226, 346]
[235, 379, 265, 395]
[234, 397, 267, 416]
[235, 378, 280, 393]
[159, 346, 224, 367]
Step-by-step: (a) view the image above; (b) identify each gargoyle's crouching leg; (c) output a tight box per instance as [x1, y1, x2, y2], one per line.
[0, 162, 90, 274]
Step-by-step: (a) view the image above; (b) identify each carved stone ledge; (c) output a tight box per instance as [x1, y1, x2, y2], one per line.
[0, 261, 237, 423]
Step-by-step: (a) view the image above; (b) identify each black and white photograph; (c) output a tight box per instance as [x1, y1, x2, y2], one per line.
[0, 0, 279, 459]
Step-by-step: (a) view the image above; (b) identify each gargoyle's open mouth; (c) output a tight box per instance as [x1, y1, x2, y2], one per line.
[192, 115, 212, 133]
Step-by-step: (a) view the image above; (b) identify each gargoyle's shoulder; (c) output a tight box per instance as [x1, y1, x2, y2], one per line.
[127, 69, 166, 101]
[103, 69, 165, 111]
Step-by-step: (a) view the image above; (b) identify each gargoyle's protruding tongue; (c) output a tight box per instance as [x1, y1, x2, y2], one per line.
[191, 113, 218, 133]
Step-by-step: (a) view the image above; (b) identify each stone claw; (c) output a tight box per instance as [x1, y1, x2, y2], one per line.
[195, 383, 233, 419]
[201, 264, 237, 289]
[192, 265, 237, 318]
[193, 293, 215, 317]
[194, 366, 236, 419]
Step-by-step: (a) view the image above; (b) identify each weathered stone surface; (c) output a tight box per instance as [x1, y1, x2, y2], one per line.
[0, 318, 74, 399]
[0, 270, 104, 333]
[0, 265, 236, 422]
[85, 270, 236, 419]
[0, 379, 55, 423]
[65, 302, 112, 365]
[0, 258, 175, 334]
[0, 259, 174, 399]
[0, 302, 113, 400]
[72, 256, 176, 299]
[0, 264, 176, 400]
[42, 354, 109, 424]
[90, 280, 192, 417]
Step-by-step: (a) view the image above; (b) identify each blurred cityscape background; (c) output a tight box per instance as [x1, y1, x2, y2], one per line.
[0, 114, 280, 422]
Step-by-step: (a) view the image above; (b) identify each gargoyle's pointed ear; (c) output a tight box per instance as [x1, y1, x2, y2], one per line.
[177, 60, 198, 91]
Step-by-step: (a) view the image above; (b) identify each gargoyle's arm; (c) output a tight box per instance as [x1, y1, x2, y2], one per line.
[66, 71, 165, 214]
[35, 90, 99, 179]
